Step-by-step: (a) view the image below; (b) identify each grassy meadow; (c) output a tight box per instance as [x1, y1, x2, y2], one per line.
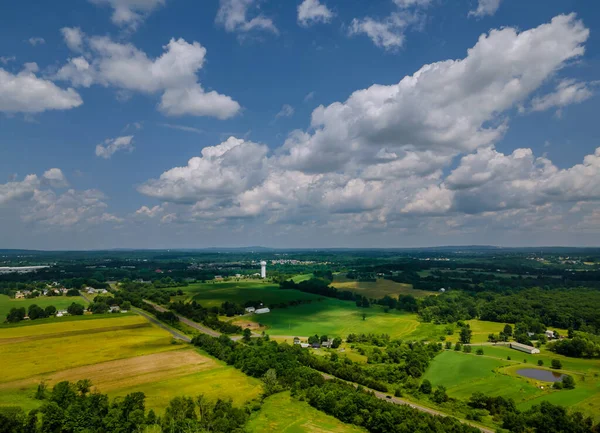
[184, 280, 322, 308]
[331, 274, 432, 299]
[246, 391, 366, 433]
[423, 345, 600, 422]
[0, 294, 86, 319]
[248, 298, 419, 338]
[0, 315, 261, 412]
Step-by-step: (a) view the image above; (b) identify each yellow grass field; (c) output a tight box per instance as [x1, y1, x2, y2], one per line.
[0, 349, 262, 412]
[331, 275, 432, 299]
[0, 315, 262, 412]
[0, 316, 183, 384]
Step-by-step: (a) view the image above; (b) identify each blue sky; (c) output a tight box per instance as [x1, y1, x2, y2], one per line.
[1, 0, 599, 249]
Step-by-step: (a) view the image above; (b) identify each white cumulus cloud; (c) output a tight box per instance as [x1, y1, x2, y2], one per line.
[469, 0, 502, 18]
[89, 0, 165, 29]
[56, 31, 240, 119]
[95, 135, 135, 159]
[216, 0, 278, 36]
[298, 0, 334, 27]
[0, 66, 82, 113]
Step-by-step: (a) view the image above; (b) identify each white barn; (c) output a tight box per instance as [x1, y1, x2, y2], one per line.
[255, 307, 270, 314]
[509, 342, 540, 354]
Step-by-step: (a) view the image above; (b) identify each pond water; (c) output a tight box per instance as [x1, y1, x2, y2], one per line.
[517, 368, 565, 382]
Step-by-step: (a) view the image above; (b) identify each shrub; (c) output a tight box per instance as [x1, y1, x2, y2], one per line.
[551, 359, 562, 369]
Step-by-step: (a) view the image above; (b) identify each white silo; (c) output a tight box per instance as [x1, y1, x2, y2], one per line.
[260, 261, 267, 279]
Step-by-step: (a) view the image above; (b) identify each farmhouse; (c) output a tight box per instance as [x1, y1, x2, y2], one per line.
[56, 310, 68, 317]
[15, 291, 25, 299]
[545, 330, 555, 339]
[109, 306, 121, 313]
[293, 337, 301, 345]
[321, 339, 334, 348]
[300, 343, 310, 348]
[255, 307, 270, 314]
[86, 287, 96, 294]
[509, 342, 540, 354]
[245, 307, 256, 314]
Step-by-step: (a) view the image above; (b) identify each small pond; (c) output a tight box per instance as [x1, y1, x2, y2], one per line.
[516, 368, 565, 382]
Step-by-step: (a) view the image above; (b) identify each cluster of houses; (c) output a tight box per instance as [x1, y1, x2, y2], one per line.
[502, 330, 558, 355]
[86, 287, 108, 295]
[15, 287, 69, 299]
[293, 336, 334, 349]
[244, 306, 271, 315]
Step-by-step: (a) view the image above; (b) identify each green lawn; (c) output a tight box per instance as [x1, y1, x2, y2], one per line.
[0, 294, 87, 319]
[246, 391, 365, 433]
[425, 346, 600, 422]
[184, 281, 321, 308]
[248, 298, 419, 338]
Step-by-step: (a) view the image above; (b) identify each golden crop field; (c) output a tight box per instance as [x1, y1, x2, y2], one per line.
[331, 275, 432, 299]
[0, 349, 262, 412]
[0, 316, 182, 384]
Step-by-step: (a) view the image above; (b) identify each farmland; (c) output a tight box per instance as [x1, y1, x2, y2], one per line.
[0, 315, 261, 412]
[246, 391, 366, 433]
[183, 280, 322, 307]
[0, 294, 86, 319]
[423, 345, 600, 422]
[331, 274, 432, 299]
[247, 298, 419, 338]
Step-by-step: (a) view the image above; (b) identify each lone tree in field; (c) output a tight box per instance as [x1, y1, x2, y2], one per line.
[551, 359, 563, 369]
[459, 325, 472, 344]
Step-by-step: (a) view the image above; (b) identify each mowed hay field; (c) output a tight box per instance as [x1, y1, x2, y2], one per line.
[0, 294, 86, 318]
[332, 274, 432, 299]
[246, 391, 366, 433]
[424, 347, 600, 422]
[0, 316, 261, 412]
[185, 280, 322, 307]
[248, 298, 419, 338]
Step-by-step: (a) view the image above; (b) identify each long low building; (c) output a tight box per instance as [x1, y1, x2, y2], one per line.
[509, 342, 540, 354]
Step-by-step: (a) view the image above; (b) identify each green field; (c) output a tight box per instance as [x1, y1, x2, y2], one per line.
[0, 294, 87, 319]
[424, 347, 600, 422]
[246, 391, 365, 433]
[0, 316, 261, 413]
[184, 281, 322, 308]
[248, 298, 419, 338]
[332, 274, 432, 299]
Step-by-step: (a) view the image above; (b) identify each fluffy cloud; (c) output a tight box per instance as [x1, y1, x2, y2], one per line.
[531, 79, 594, 114]
[43, 169, 69, 188]
[469, 0, 502, 18]
[95, 136, 135, 159]
[298, 0, 334, 27]
[135, 205, 164, 217]
[0, 66, 82, 113]
[0, 171, 120, 229]
[24, 189, 115, 227]
[61, 27, 85, 52]
[216, 0, 278, 35]
[0, 56, 16, 64]
[89, 0, 165, 29]
[281, 14, 588, 173]
[136, 15, 600, 238]
[0, 175, 39, 205]
[56, 32, 240, 119]
[138, 137, 269, 203]
[349, 13, 412, 50]
[27, 37, 45, 46]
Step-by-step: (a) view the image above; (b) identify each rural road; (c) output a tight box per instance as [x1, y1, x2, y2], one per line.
[318, 374, 494, 433]
[143, 300, 222, 338]
[134, 307, 191, 343]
